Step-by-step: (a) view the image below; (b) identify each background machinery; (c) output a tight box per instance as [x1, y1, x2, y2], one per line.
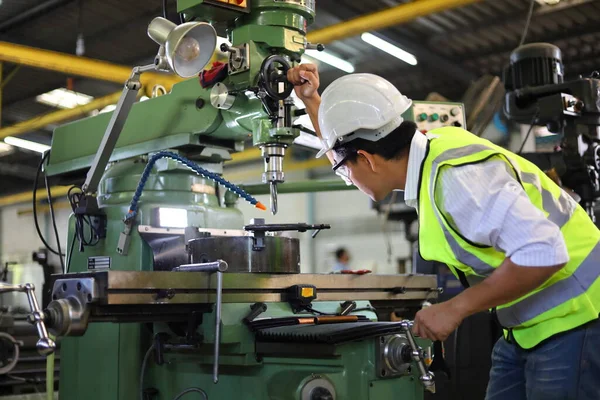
[0, 1, 445, 399]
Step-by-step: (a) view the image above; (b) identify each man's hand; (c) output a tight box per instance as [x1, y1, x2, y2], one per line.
[287, 63, 320, 102]
[412, 302, 465, 342]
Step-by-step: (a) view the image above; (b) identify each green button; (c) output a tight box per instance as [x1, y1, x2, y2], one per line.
[418, 113, 428, 122]
[430, 113, 439, 121]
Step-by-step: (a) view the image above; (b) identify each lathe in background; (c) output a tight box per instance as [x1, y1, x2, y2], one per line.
[0, 250, 60, 397]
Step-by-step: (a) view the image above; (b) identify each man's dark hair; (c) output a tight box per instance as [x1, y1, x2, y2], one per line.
[335, 248, 347, 260]
[332, 120, 417, 163]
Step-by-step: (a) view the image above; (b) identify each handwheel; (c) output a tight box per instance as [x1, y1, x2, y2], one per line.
[259, 55, 294, 101]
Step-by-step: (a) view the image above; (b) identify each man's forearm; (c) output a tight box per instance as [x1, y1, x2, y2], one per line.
[448, 258, 564, 319]
[302, 94, 321, 138]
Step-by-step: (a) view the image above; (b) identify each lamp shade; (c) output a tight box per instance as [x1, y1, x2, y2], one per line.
[147, 17, 217, 78]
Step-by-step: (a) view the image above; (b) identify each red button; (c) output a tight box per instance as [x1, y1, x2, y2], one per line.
[420, 130, 428, 134]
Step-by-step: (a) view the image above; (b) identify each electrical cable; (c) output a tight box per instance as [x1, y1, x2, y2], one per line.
[67, 186, 101, 256]
[519, 0, 536, 47]
[139, 343, 207, 400]
[162, 0, 168, 19]
[139, 344, 155, 400]
[65, 232, 76, 274]
[125, 151, 266, 221]
[172, 388, 208, 400]
[33, 152, 63, 257]
[45, 170, 65, 274]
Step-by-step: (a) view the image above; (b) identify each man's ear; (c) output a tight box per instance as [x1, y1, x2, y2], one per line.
[357, 150, 378, 173]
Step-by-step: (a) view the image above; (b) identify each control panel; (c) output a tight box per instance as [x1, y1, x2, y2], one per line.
[404, 101, 466, 133]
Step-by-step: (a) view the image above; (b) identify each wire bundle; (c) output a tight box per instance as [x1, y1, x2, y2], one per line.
[65, 186, 103, 273]
[125, 151, 265, 221]
[33, 151, 65, 273]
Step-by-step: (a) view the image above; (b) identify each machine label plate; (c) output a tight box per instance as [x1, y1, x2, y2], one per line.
[88, 256, 111, 270]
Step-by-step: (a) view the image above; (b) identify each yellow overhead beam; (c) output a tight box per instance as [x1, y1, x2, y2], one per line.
[307, 0, 482, 45]
[0, 186, 70, 208]
[0, 91, 123, 140]
[0, 41, 183, 91]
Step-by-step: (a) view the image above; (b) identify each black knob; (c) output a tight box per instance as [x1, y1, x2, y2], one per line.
[401, 345, 413, 363]
[452, 121, 462, 127]
[310, 388, 333, 400]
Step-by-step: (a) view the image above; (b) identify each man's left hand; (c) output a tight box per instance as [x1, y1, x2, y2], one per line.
[412, 301, 465, 342]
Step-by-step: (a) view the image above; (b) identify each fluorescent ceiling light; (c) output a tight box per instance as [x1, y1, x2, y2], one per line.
[0, 142, 13, 156]
[36, 88, 94, 109]
[305, 50, 355, 73]
[4, 136, 50, 153]
[361, 33, 418, 66]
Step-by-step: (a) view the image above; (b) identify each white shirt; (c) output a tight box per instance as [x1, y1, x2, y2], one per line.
[403, 132, 569, 267]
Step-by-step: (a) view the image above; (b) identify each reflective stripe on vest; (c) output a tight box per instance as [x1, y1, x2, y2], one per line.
[496, 242, 600, 327]
[418, 127, 600, 349]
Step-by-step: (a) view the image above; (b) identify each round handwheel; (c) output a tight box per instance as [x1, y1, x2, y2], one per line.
[259, 55, 294, 101]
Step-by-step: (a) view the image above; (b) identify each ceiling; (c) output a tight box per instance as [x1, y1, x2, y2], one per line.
[0, 0, 599, 196]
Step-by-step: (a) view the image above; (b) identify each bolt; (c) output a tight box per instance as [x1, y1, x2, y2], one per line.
[196, 98, 205, 110]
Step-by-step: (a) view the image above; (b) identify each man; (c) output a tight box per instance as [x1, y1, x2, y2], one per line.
[287, 64, 600, 399]
[332, 247, 351, 272]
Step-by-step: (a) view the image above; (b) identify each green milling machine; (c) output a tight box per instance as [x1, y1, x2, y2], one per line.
[0, 1, 470, 399]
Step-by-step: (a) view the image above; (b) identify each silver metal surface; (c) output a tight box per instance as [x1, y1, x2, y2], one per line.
[300, 376, 336, 400]
[187, 235, 300, 274]
[82, 65, 153, 194]
[214, 270, 223, 384]
[261, 144, 286, 216]
[52, 277, 100, 303]
[270, 182, 278, 215]
[401, 321, 435, 393]
[378, 334, 411, 378]
[48, 277, 99, 336]
[0, 282, 56, 355]
[227, 43, 249, 74]
[137, 226, 255, 237]
[173, 260, 228, 273]
[210, 83, 235, 110]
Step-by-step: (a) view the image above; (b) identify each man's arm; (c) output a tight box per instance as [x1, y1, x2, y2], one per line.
[412, 159, 569, 341]
[287, 64, 335, 165]
[452, 258, 563, 318]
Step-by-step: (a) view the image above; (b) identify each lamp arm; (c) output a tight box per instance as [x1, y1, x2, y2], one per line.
[81, 63, 156, 195]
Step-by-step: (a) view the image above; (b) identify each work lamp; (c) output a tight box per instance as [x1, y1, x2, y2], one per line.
[147, 17, 217, 78]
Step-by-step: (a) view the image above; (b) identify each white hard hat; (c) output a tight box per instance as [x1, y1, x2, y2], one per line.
[316, 73, 412, 158]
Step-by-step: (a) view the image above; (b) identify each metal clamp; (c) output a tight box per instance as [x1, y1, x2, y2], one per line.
[244, 219, 331, 250]
[173, 260, 228, 384]
[0, 283, 56, 356]
[400, 320, 435, 393]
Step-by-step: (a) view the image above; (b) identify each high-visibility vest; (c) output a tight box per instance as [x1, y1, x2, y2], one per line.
[418, 127, 600, 349]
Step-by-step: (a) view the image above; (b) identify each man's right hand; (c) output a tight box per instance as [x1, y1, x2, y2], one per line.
[287, 63, 320, 103]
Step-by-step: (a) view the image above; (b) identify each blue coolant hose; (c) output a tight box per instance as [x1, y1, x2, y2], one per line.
[125, 151, 265, 221]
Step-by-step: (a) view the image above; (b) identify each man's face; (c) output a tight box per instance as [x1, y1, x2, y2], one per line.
[333, 151, 399, 202]
[340, 251, 350, 264]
